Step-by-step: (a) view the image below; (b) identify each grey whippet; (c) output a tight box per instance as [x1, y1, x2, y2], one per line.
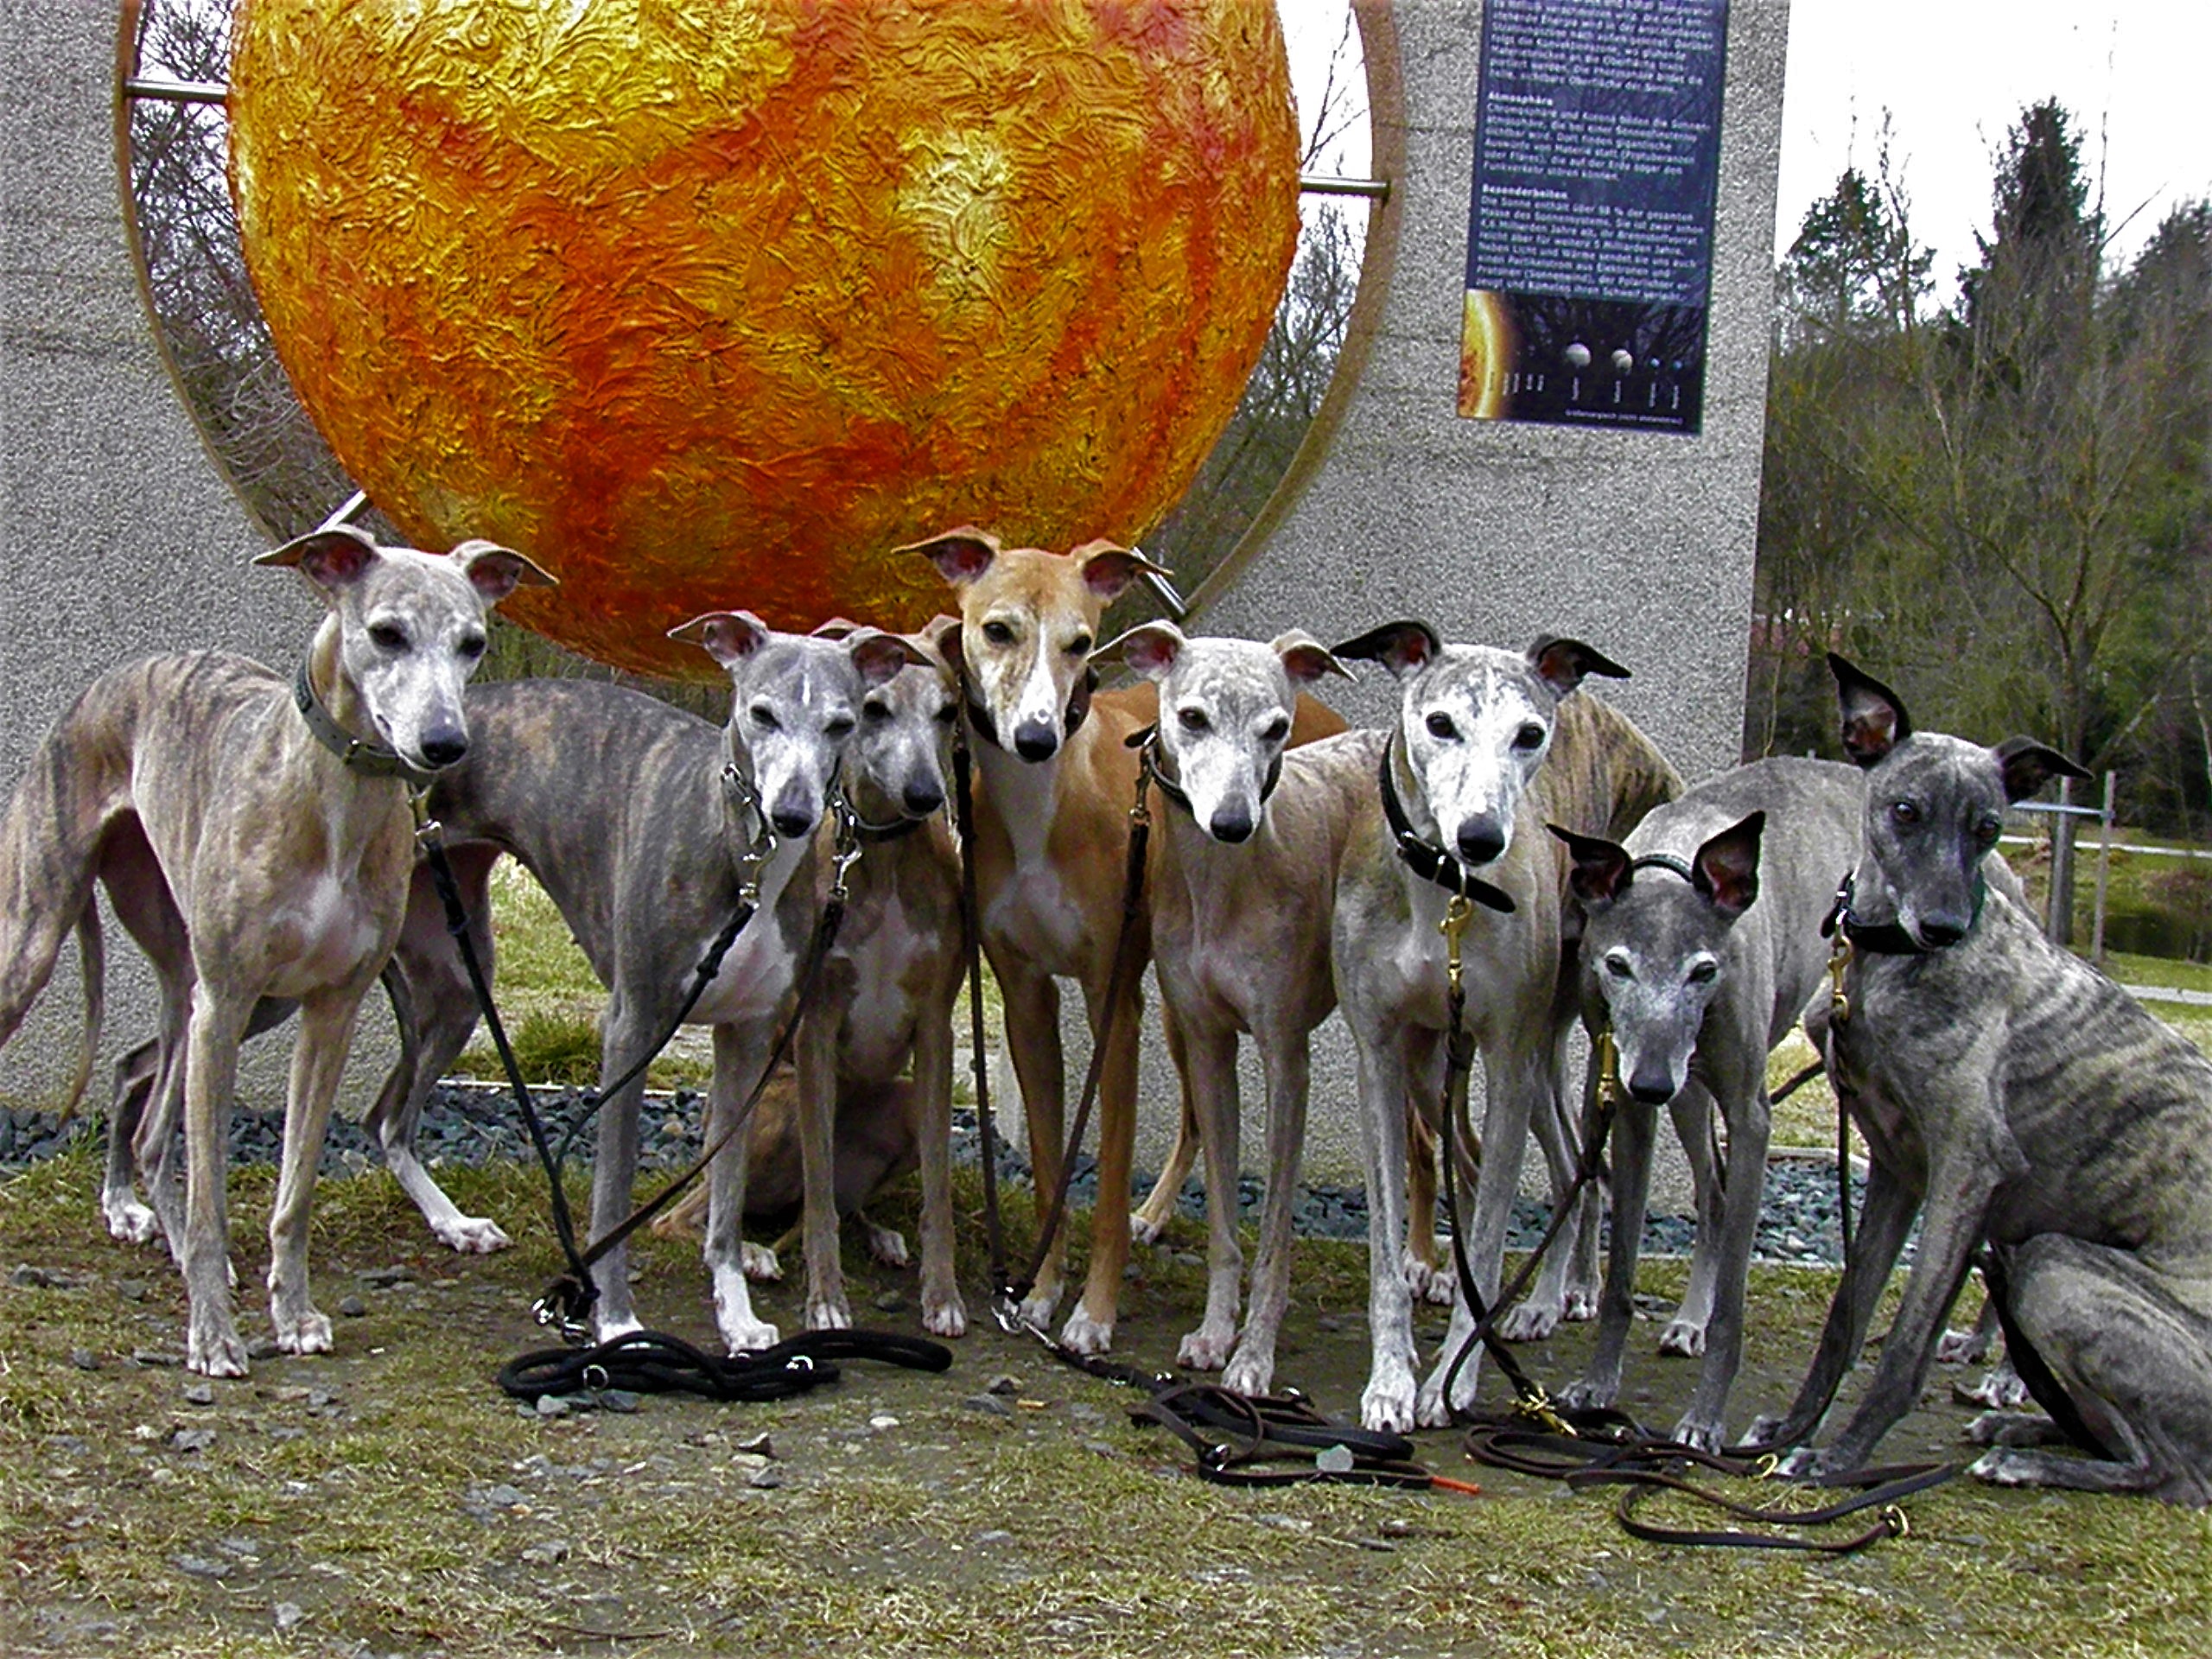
[1758, 654, 2212, 1506]
[0, 525, 550, 1376]
[1328, 623, 1680, 1432]
[1099, 620, 1357, 1393]
[365, 614, 920, 1351]
[1550, 756, 1863, 1451]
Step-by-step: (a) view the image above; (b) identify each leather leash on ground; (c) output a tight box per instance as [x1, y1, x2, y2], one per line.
[416, 791, 864, 1351]
[496, 1326, 952, 1405]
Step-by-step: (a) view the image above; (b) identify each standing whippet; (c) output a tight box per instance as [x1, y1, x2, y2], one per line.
[1758, 656, 2212, 1505]
[1102, 620, 1358, 1392]
[354, 615, 919, 1350]
[0, 525, 550, 1376]
[1328, 623, 1680, 1433]
[1550, 756, 1862, 1450]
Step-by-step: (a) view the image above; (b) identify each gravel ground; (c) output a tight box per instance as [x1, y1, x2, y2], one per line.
[2, 1080, 1871, 1268]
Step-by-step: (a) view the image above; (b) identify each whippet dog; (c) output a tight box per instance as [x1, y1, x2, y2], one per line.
[0, 526, 550, 1376]
[1329, 623, 1680, 1433]
[1102, 621, 1359, 1392]
[1550, 757, 1863, 1450]
[1759, 656, 2212, 1506]
[359, 615, 919, 1350]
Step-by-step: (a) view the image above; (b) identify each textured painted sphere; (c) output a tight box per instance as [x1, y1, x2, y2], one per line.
[228, 0, 1300, 678]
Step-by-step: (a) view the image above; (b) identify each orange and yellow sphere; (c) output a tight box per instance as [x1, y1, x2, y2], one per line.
[228, 0, 1301, 678]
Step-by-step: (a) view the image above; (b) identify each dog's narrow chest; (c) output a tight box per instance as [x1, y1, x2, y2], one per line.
[681, 847, 809, 1027]
[839, 884, 928, 1071]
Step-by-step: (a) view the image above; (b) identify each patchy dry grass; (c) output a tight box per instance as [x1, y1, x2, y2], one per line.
[6, 1147, 2209, 1657]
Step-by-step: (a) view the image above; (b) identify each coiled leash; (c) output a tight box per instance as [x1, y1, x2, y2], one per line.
[497, 1327, 951, 1405]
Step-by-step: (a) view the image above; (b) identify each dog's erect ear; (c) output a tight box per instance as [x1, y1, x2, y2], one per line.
[449, 539, 556, 607]
[1072, 541, 1170, 605]
[845, 627, 931, 689]
[1993, 736, 2093, 803]
[1548, 823, 1633, 911]
[669, 610, 772, 668]
[922, 613, 964, 675]
[1692, 810, 1764, 918]
[1098, 621, 1183, 681]
[1271, 629, 1352, 686]
[256, 524, 380, 591]
[1829, 653, 1912, 769]
[1529, 636, 1631, 698]
[899, 526, 1001, 588]
[1331, 620, 1442, 680]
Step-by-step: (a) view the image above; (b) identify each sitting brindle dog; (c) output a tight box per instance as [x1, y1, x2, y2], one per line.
[1757, 655, 2212, 1506]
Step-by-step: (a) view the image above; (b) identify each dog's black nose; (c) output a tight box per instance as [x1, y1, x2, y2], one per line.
[1210, 804, 1255, 843]
[1013, 721, 1059, 761]
[420, 733, 468, 768]
[771, 806, 815, 839]
[1456, 819, 1506, 866]
[1627, 1071, 1677, 1106]
[903, 781, 945, 817]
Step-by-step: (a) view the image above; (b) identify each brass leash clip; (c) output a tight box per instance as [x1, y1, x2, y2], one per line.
[1440, 893, 1473, 996]
[1827, 931, 1855, 1024]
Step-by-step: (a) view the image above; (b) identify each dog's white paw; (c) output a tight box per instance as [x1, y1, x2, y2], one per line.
[1402, 1251, 1455, 1306]
[187, 1312, 251, 1379]
[861, 1221, 909, 1268]
[1128, 1209, 1168, 1247]
[1496, 1300, 1560, 1344]
[1967, 1447, 2038, 1487]
[102, 1192, 160, 1246]
[1936, 1324, 1983, 1365]
[1016, 1286, 1060, 1332]
[805, 1296, 852, 1332]
[1671, 1414, 1726, 1455]
[1557, 1377, 1613, 1413]
[1221, 1348, 1274, 1398]
[1560, 1284, 1599, 1324]
[1176, 1324, 1236, 1372]
[1657, 1318, 1708, 1357]
[1973, 1363, 2031, 1410]
[1774, 1444, 1827, 1480]
[274, 1306, 334, 1357]
[922, 1290, 968, 1338]
[741, 1242, 784, 1282]
[433, 1213, 512, 1255]
[1362, 1362, 1419, 1434]
[594, 1312, 645, 1344]
[1058, 1306, 1114, 1356]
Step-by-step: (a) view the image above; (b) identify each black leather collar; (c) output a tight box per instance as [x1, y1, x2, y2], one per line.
[1628, 852, 1697, 883]
[963, 666, 1096, 753]
[1819, 871, 1981, 956]
[849, 806, 927, 844]
[1377, 736, 1515, 913]
[1126, 726, 1282, 824]
[293, 659, 433, 785]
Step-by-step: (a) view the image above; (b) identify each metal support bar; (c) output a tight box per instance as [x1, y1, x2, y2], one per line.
[318, 490, 372, 532]
[123, 76, 227, 106]
[1300, 173, 1390, 200]
[1134, 551, 1188, 621]
[2090, 771, 2116, 966]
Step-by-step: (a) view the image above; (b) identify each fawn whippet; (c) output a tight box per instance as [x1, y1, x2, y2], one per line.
[0, 525, 550, 1375]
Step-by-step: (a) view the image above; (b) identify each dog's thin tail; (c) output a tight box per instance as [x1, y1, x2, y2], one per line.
[0, 690, 121, 1056]
[56, 906, 105, 1119]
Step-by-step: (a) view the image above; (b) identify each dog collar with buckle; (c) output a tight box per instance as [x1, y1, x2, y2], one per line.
[292, 659, 435, 785]
[1377, 736, 1515, 914]
[1819, 871, 1978, 956]
[1124, 725, 1284, 823]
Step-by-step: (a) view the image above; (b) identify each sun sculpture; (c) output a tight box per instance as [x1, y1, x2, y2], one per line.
[226, 0, 1301, 679]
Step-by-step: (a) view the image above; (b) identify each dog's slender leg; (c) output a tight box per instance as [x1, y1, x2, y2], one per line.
[1554, 1028, 1603, 1323]
[794, 1007, 850, 1331]
[1060, 970, 1143, 1354]
[1563, 1082, 1654, 1414]
[912, 973, 966, 1338]
[1503, 1071, 1587, 1341]
[1174, 1022, 1243, 1371]
[586, 995, 656, 1341]
[1661, 1082, 1725, 1355]
[702, 1020, 779, 1351]
[1132, 1004, 1199, 1244]
[372, 854, 511, 1253]
[1224, 1029, 1310, 1398]
[137, 995, 193, 1262]
[1675, 1072, 1771, 1452]
[103, 1039, 160, 1244]
[181, 985, 253, 1377]
[1404, 1108, 1452, 1305]
[998, 963, 1067, 1327]
[266, 988, 365, 1357]
[1354, 1037, 1422, 1433]
[1966, 1235, 2212, 1505]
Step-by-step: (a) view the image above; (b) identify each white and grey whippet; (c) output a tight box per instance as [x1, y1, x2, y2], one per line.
[0, 525, 551, 1376]
[1550, 756, 1863, 1451]
[1328, 622, 1680, 1433]
[1759, 656, 2212, 1505]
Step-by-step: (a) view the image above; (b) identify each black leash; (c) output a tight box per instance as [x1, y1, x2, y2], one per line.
[498, 1326, 951, 1404]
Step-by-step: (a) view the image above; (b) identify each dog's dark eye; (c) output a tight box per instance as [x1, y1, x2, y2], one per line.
[1604, 952, 1632, 980]
[750, 702, 780, 731]
[1427, 712, 1458, 741]
[1261, 715, 1290, 743]
[1891, 800, 1920, 826]
[1067, 632, 1093, 656]
[982, 620, 1015, 646]
[368, 622, 409, 652]
[861, 698, 892, 725]
[1513, 722, 1545, 751]
[455, 632, 486, 660]
[1975, 811, 2003, 846]
[1688, 960, 1719, 985]
[934, 702, 958, 725]
[1177, 707, 1210, 734]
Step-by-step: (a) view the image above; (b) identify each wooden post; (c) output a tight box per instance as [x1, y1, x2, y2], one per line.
[2090, 771, 2117, 967]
